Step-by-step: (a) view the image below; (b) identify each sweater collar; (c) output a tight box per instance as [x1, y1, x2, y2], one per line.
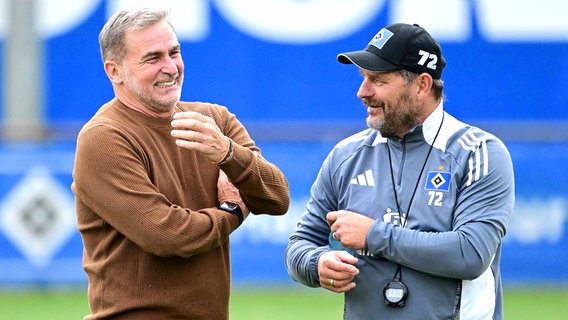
[113, 98, 177, 128]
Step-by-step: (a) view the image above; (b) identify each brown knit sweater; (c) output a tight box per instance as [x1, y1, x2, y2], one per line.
[71, 99, 290, 319]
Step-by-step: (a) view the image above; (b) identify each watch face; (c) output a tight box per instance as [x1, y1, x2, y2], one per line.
[385, 287, 404, 303]
[383, 280, 408, 307]
[222, 202, 238, 211]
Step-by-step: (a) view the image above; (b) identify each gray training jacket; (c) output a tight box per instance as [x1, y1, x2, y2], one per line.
[285, 104, 514, 320]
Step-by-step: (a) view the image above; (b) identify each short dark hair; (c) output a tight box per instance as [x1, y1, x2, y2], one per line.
[398, 69, 445, 101]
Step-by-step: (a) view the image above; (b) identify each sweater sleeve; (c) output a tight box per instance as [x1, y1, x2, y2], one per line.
[72, 123, 235, 258]
[210, 105, 290, 215]
[365, 137, 515, 279]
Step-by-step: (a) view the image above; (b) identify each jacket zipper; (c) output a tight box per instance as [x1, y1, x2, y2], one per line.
[397, 137, 407, 186]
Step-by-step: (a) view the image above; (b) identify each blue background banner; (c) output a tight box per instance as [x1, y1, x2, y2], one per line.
[0, 0, 567, 287]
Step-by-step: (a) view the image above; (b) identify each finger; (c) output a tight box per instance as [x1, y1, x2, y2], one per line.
[336, 251, 359, 268]
[332, 231, 339, 240]
[320, 252, 359, 277]
[172, 111, 200, 120]
[334, 281, 357, 293]
[173, 111, 215, 124]
[170, 129, 200, 142]
[326, 211, 338, 226]
[319, 278, 335, 287]
[171, 118, 208, 132]
[173, 138, 200, 149]
[320, 277, 356, 293]
[322, 270, 357, 284]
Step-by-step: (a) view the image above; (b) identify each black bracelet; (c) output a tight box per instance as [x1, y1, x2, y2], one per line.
[214, 138, 233, 166]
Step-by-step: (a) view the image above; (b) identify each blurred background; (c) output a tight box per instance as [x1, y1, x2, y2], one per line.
[0, 0, 566, 300]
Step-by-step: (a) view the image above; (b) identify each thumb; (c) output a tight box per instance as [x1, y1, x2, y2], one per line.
[326, 211, 338, 226]
[336, 251, 359, 273]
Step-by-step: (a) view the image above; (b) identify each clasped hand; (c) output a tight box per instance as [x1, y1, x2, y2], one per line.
[317, 210, 374, 293]
[171, 111, 229, 163]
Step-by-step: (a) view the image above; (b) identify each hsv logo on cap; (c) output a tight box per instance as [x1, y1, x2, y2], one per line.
[337, 23, 446, 79]
[370, 29, 394, 50]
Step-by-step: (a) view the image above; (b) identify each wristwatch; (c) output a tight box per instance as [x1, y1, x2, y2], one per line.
[218, 201, 244, 225]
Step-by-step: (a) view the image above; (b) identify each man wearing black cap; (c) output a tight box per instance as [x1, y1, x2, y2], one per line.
[285, 23, 514, 319]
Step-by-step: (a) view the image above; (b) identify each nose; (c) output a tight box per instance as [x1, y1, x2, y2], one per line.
[356, 78, 373, 99]
[162, 56, 180, 75]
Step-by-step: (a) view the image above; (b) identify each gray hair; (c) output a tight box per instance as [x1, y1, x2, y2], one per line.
[99, 7, 171, 62]
[398, 69, 446, 102]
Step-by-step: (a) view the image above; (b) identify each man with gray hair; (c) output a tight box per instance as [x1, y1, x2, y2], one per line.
[72, 7, 289, 319]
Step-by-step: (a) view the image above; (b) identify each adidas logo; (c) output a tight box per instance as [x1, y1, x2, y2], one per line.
[350, 169, 375, 186]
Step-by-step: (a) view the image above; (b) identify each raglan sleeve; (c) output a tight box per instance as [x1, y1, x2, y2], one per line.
[284, 152, 338, 287]
[365, 136, 515, 279]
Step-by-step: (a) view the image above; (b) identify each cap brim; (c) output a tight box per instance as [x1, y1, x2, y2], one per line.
[337, 50, 401, 73]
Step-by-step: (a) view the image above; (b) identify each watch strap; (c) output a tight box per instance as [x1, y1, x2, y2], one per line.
[218, 201, 244, 225]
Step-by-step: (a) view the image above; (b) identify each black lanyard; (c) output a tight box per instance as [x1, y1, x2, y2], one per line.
[386, 113, 444, 228]
[382, 113, 444, 307]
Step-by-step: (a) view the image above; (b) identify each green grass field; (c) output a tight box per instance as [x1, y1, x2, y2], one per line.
[0, 286, 567, 319]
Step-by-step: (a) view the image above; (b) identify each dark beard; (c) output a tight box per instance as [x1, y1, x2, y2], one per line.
[364, 90, 420, 137]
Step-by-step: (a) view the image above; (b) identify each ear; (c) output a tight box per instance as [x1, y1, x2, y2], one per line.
[104, 60, 123, 84]
[415, 73, 433, 100]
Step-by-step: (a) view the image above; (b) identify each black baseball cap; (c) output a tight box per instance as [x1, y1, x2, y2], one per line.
[338, 23, 446, 79]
